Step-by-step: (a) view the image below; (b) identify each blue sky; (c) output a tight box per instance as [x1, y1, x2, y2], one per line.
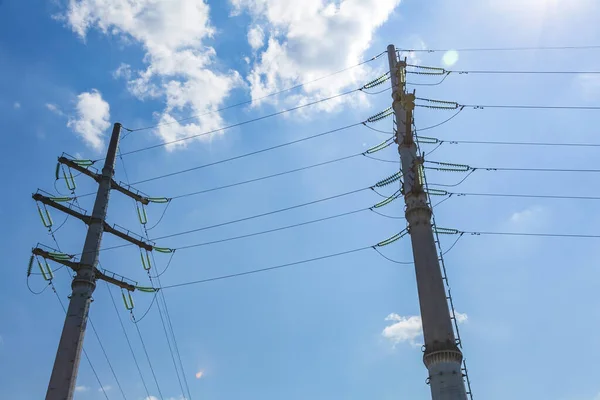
[1, 0, 600, 399]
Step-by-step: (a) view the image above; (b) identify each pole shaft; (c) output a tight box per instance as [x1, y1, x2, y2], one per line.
[387, 45, 467, 400]
[45, 123, 121, 400]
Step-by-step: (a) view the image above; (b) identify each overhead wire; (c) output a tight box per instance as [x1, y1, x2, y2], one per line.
[154, 223, 600, 290]
[175, 208, 368, 251]
[159, 246, 373, 290]
[120, 88, 361, 157]
[416, 97, 600, 111]
[87, 316, 128, 400]
[397, 44, 600, 52]
[117, 146, 167, 400]
[130, 122, 364, 185]
[51, 284, 110, 400]
[131, 312, 165, 400]
[105, 282, 152, 400]
[423, 138, 600, 148]
[118, 141, 190, 400]
[152, 187, 370, 241]
[124, 50, 388, 132]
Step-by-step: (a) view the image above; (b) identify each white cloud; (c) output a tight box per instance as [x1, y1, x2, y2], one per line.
[454, 311, 468, 324]
[382, 311, 468, 346]
[509, 205, 545, 225]
[382, 313, 423, 346]
[13, 102, 21, 109]
[74, 385, 89, 392]
[67, 89, 111, 151]
[247, 25, 265, 50]
[144, 397, 159, 400]
[232, 0, 401, 111]
[99, 385, 112, 392]
[46, 103, 65, 117]
[61, 0, 241, 150]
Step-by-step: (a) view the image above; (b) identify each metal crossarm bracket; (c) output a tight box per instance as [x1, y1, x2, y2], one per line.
[95, 269, 136, 292]
[58, 156, 151, 205]
[32, 193, 154, 251]
[111, 180, 150, 205]
[32, 248, 80, 271]
[31, 248, 136, 292]
[58, 157, 100, 182]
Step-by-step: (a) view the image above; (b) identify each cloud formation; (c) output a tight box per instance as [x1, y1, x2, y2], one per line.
[74, 385, 89, 392]
[62, 0, 241, 150]
[46, 103, 65, 117]
[67, 89, 111, 151]
[382, 311, 468, 346]
[232, 0, 401, 111]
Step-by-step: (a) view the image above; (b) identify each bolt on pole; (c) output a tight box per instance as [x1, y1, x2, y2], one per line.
[45, 123, 122, 400]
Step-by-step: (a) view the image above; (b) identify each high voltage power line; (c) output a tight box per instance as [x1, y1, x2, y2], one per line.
[69, 181, 600, 261]
[124, 51, 388, 132]
[118, 145, 191, 400]
[398, 44, 600, 52]
[120, 88, 361, 156]
[148, 225, 600, 290]
[28, 41, 600, 400]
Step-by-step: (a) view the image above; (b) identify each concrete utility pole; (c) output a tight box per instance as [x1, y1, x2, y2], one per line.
[387, 44, 467, 399]
[33, 123, 156, 400]
[44, 123, 121, 399]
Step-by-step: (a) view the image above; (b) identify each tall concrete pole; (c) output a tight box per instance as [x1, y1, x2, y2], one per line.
[46, 123, 122, 400]
[387, 45, 467, 399]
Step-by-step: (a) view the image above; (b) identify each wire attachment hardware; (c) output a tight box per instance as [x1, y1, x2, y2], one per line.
[375, 229, 409, 247]
[137, 204, 148, 225]
[362, 72, 391, 89]
[367, 107, 394, 123]
[37, 257, 54, 281]
[140, 250, 152, 271]
[372, 190, 402, 208]
[375, 171, 403, 187]
[36, 202, 53, 228]
[122, 290, 135, 310]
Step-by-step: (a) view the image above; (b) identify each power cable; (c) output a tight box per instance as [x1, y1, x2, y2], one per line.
[372, 247, 413, 265]
[430, 138, 600, 148]
[131, 122, 363, 185]
[105, 282, 152, 400]
[52, 284, 110, 400]
[152, 187, 370, 241]
[87, 317, 128, 400]
[131, 312, 165, 400]
[175, 208, 367, 251]
[440, 69, 600, 75]
[414, 107, 465, 131]
[154, 282, 192, 400]
[130, 291, 159, 323]
[120, 88, 361, 157]
[398, 45, 600, 52]
[160, 247, 373, 290]
[119, 142, 190, 400]
[464, 230, 600, 239]
[452, 191, 600, 201]
[417, 97, 600, 111]
[167, 154, 362, 199]
[462, 103, 600, 110]
[124, 51, 387, 132]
